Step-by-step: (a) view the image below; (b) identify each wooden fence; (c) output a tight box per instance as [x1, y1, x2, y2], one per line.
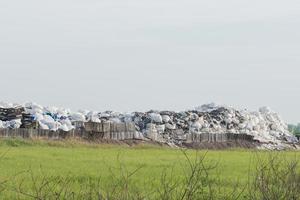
[186, 132, 254, 143]
[0, 122, 140, 140]
[0, 121, 255, 143]
[0, 128, 255, 143]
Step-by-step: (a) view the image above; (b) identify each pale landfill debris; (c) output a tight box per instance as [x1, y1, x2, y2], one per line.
[0, 102, 298, 149]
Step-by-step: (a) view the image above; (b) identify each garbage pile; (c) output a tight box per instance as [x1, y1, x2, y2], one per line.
[0, 107, 23, 121]
[0, 103, 23, 129]
[0, 102, 298, 149]
[20, 113, 39, 129]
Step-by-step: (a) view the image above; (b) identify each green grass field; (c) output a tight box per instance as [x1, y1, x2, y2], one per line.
[0, 139, 299, 199]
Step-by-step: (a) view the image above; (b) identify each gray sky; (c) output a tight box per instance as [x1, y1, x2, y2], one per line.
[0, 0, 299, 123]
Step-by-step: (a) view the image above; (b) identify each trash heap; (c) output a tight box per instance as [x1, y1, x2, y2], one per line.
[0, 103, 23, 129]
[0, 102, 298, 149]
[0, 107, 23, 121]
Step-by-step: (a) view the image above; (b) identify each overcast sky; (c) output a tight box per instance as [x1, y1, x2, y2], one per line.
[0, 0, 299, 123]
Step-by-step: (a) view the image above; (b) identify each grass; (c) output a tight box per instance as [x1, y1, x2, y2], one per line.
[0, 138, 299, 199]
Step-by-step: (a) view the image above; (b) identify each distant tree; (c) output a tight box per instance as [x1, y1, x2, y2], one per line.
[297, 123, 300, 132]
[288, 124, 296, 133]
[294, 124, 300, 139]
[288, 124, 300, 139]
